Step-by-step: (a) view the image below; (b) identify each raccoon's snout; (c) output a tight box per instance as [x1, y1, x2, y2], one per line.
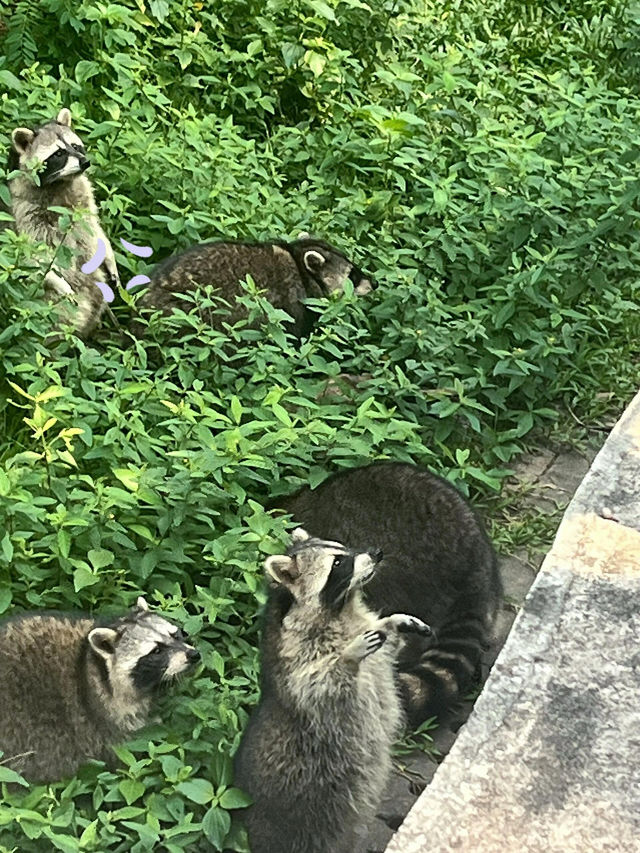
[370, 548, 383, 564]
[186, 646, 200, 665]
[79, 158, 90, 172]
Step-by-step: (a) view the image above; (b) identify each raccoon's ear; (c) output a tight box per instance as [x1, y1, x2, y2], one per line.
[11, 128, 35, 153]
[57, 108, 72, 127]
[88, 627, 119, 661]
[265, 555, 300, 587]
[291, 527, 310, 544]
[297, 231, 310, 239]
[135, 596, 149, 612]
[303, 249, 326, 273]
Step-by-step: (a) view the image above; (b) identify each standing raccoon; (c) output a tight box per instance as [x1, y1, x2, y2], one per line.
[234, 528, 431, 853]
[136, 236, 372, 338]
[8, 108, 119, 337]
[275, 462, 502, 727]
[0, 597, 199, 782]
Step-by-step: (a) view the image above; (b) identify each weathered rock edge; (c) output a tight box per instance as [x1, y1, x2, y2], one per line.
[385, 391, 640, 853]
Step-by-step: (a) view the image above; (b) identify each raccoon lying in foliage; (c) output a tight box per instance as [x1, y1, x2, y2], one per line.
[234, 529, 431, 853]
[0, 597, 199, 782]
[136, 235, 372, 338]
[8, 108, 119, 337]
[276, 461, 503, 727]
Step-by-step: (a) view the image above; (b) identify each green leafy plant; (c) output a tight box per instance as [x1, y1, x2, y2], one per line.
[0, 0, 639, 849]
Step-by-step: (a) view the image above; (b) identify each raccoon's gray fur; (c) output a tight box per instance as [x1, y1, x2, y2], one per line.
[234, 528, 431, 853]
[137, 236, 372, 338]
[8, 108, 119, 337]
[274, 462, 502, 728]
[0, 596, 199, 782]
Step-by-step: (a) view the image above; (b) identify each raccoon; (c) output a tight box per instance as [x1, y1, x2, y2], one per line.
[8, 108, 120, 337]
[136, 236, 373, 338]
[274, 462, 502, 728]
[0, 597, 199, 783]
[234, 528, 431, 853]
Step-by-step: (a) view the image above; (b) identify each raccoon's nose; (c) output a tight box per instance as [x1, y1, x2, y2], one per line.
[370, 548, 383, 563]
[79, 158, 90, 172]
[186, 647, 200, 663]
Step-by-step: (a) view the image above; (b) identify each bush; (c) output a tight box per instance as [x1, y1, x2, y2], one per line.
[0, 0, 639, 850]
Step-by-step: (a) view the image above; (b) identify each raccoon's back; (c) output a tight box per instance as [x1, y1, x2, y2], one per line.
[141, 241, 305, 319]
[278, 461, 501, 623]
[0, 613, 98, 780]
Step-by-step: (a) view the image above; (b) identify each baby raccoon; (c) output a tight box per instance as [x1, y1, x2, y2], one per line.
[137, 236, 373, 338]
[0, 597, 199, 783]
[8, 107, 119, 337]
[276, 461, 503, 727]
[234, 529, 431, 853]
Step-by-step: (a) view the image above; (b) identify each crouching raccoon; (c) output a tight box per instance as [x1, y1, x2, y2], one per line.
[0, 597, 199, 782]
[274, 461, 503, 727]
[8, 108, 120, 337]
[135, 236, 373, 338]
[234, 529, 432, 853]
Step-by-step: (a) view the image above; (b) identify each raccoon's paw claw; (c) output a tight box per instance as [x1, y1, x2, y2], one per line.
[363, 629, 387, 653]
[344, 630, 387, 662]
[390, 614, 433, 637]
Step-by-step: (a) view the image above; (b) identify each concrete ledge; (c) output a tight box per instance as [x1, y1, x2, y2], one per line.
[386, 391, 640, 853]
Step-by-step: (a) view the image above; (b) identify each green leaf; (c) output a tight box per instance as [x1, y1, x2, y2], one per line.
[1, 533, 13, 562]
[74, 567, 100, 592]
[0, 586, 12, 615]
[57, 529, 71, 558]
[230, 396, 243, 425]
[281, 43, 304, 68]
[0, 765, 29, 786]
[176, 778, 215, 804]
[433, 188, 448, 209]
[0, 70, 22, 91]
[119, 779, 146, 805]
[149, 0, 170, 20]
[176, 49, 192, 70]
[306, 51, 326, 77]
[75, 61, 100, 83]
[88, 548, 115, 569]
[202, 806, 231, 847]
[79, 819, 99, 848]
[43, 831, 80, 853]
[113, 468, 140, 492]
[305, 0, 336, 20]
[219, 787, 253, 809]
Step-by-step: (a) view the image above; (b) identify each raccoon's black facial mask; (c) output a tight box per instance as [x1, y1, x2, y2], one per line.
[132, 643, 172, 692]
[40, 144, 89, 185]
[320, 553, 355, 612]
[132, 638, 200, 692]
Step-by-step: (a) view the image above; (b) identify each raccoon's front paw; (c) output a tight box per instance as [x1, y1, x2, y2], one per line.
[343, 629, 387, 662]
[387, 614, 432, 637]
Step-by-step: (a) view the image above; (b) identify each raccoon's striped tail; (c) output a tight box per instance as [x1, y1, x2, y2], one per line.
[397, 612, 493, 728]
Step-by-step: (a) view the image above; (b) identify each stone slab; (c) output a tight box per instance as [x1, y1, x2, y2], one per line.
[385, 391, 640, 853]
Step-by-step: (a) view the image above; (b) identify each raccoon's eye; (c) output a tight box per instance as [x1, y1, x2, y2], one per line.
[151, 645, 164, 655]
[48, 150, 66, 163]
[332, 556, 345, 569]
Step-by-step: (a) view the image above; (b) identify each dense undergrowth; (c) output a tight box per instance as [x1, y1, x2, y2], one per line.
[0, 0, 639, 850]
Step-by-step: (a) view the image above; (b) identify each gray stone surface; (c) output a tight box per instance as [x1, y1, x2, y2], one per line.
[358, 433, 603, 852]
[385, 391, 640, 853]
